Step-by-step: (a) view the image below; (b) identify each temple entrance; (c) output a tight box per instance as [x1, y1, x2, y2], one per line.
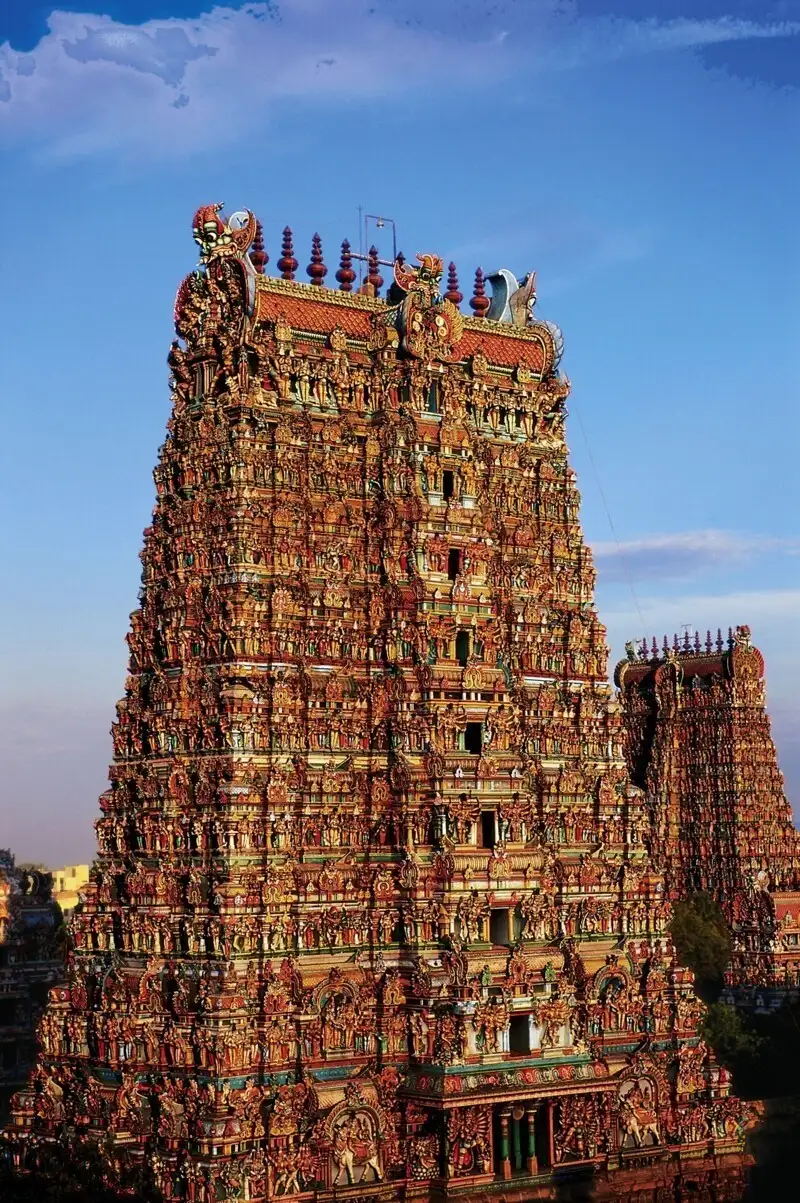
[492, 1103, 546, 1178]
[534, 1103, 551, 1171]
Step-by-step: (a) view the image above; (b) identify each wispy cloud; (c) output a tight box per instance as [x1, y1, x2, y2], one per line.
[1, 3, 798, 158]
[594, 529, 800, 584]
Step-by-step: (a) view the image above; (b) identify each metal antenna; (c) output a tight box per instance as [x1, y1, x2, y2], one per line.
[352, 213, 398, 268]
[357, 204, 364, 290]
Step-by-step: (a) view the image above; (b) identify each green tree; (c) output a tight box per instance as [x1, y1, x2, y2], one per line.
[701, 1002, 764, 1076]
[669, 891, 731, 999]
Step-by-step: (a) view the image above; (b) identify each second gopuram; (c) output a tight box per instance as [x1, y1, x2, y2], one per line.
[9, 207, 754, 1200]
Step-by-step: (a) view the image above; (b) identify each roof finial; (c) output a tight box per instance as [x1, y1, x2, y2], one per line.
[716, 628, 723, 652]
[277, 226, 298, 281]
[367, 245, 383, 296]
[336, 239, 356, 292]
[694, 630, 701, 654]
[444, 262, 463, 307]
[470, 267, 490, 318]
[249, 219, 268, 275]
[307, 232, 327, 287]
[705, 629, 713, 653]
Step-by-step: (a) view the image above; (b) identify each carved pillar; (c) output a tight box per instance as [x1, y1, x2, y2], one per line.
[499, 1107, 512, 1180]
[511, 1104, 525, 1173]
[525, 1103, 539, 1175]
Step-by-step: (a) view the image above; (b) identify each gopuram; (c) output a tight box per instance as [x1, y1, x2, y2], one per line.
[617, 631, 800, 1001]
[7, 206, 757, 1201]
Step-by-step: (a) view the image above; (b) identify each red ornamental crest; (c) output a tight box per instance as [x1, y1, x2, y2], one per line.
[401, 292, 464, 362]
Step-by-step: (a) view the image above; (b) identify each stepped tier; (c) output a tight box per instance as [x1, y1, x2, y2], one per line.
[617, 631, 800, 996]
[7, 210, 754, 1201]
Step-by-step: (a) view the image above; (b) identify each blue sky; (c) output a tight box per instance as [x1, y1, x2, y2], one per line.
[1, 1, 798, 865]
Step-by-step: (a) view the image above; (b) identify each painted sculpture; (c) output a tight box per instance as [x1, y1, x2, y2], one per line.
[8, 207, 759, 1201]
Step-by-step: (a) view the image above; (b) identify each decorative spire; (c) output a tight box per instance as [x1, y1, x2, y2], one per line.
[651, 637, 658, 658]
[444, 262, 463, 306]
[277, 226, 298, 281]
[367, 245, 383, 296]
[336, 239, 356, 292]
[249, 219, 268, 275]
[706, 629, 713, 653]
[470, 267, 490, 318]
[307, 233, 327, 287]
[694, 630, 702, 654]
[716, 628, 724, 653]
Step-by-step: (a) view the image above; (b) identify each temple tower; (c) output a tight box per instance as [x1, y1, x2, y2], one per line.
[617, 630, 800, 994]
[8, 207, 753, 1201]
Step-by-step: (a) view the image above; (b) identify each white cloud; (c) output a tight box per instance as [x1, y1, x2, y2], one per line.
[0, 3, 798, 158]
[594, 529, 800, 583]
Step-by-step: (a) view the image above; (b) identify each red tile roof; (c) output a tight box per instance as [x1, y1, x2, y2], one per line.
[254, 280, 552, 375]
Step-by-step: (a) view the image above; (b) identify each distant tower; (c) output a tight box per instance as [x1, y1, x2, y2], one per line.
[617, 628, 800, 988]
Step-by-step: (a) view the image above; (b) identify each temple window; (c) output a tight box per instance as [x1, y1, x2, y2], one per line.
[490, 907, 512, 945]
[509, 1014, 532, 1054]
[442, 470, 454, 500]
[480, 810, 496, 849]
[455, 630, 470, 667]
[447, 548, 461, 579]
[425, 381, 440, 413]
[464, 722, 483, 755]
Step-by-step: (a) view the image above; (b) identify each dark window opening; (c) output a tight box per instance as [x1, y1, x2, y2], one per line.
[515, 409, 523, 428]
[535, 1105, 551, 1168]
[480, 810, 496, 849]
[447, 548, 461, 580]
[425, 381, 439, 413]
[509, 1015, 531, 1055]
[465, 723, 483, 755]
[443, 470, 454, 500]
[490, 908, 510, 946]
[455, 630, 470, 667]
